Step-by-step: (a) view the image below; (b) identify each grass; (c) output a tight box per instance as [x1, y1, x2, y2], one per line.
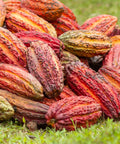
[1, 119, 120, 144]
[1, 0, 120, 143]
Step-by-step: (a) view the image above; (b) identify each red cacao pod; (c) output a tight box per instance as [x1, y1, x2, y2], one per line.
[46, 96, 102, 131]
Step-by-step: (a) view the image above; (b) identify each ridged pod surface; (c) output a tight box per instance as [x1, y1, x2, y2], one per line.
[99, 66, 120, 95]
[4, 0, 21, 13]
[0, 63, 44, 100]
[103, 36, 120, 69]
[0, 0, 6, 27]
[51, 16, 81, 36]
[15, 31, 64, 59]
[6, 8, 57, 37]
[27, 41, 64, 98]
[0, 89, 49, 125]
[40, 97, 60, 106]
[59, 30, 112, 57]
[60, 2, 76, 21]
[59, 85, 77, 99]
[81, 15, 117, 36]
[21, 0, 64, 22]
[0, 27, 27, 68]
[65, 61, 120, 118]
[0, 96, 14, 121]
[46, 96, 102, 131]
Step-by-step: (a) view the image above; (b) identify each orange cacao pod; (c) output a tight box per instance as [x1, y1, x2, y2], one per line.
[109, 25, 120, 37]
[51, 16, 81, 36]
[27, 41, 64, 98]
[0, 89, 48, 125]
[4, 0, 21, 13]
[0, 27, 27, 68]
[0, 63, 44, 100]
[59, 30, 112, 57]
[65, 62, 120, 118]
[21, 0, 64, 22]
[46, 96, 102, 131]
[6, 8, 57, 37]
[103, 36, 120, 69]
[15, 31, 64, 59]
[0, 0, 6, 27]
[81, 15, 117, 36]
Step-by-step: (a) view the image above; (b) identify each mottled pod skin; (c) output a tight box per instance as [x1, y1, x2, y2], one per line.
[103, 36, 120, 69]
[4, 0, 21, 13]
[6, 8, 57, 37]
[46, 96, 102, 131]
[99, 66, 120, 95]
[81, 15, 117, 36]
[15, 31, 65, 59]
[0, 27, 27, 68]
[0, 96, 14, 121]
[0, 63, 44, 100]
[21, 0, 64, 22]
[59, 85, 77, 99]
[109, 25, 120, 37]
[0, 89, 49, 125]
[59, 30, 112, 57]
[27, 41, 64, 98]
[0, 0, 6, 27]
[65, 62, 120, 118]
[51, 16, 81, 36]
[60, 2, 76, 21]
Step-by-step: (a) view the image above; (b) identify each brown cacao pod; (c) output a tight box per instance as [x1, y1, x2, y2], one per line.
[59, 85, 77, 99]
[0, 96, 14, 121]
[81, 15, 117, 36]
[65, 61, 120, 118]
[27, 41, 64, 98]
[51, 16, 81, 36]
[4, 0, 21, 13]
[0, 89, 48, 125]
[21, 0, 64, 22]
[6, 8, 57, 37]
[59, 30, 112, 57]
[60, 2, 76, 21]
[103, 35, 120, 69]
[15, 31, 65, 59]
[99, 66, 120, 95]
[0, 63, 44, 100]
[46, 96, 102, 131]
[0, 0, 6, 27]
[0, 27, 27, 68]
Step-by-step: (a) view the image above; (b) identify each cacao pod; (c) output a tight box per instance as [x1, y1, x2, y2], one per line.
[6, 8, 57, 37]
[0, 63, 44, 100]
[103, 35, 120, 69]
[40, 97, 60, 106]
[0, 89, 48, 125]
[81, 15, 117, 36]
[0, 96, 14, 121]
[27, 41, 64, 98]
[15, 31, 65, 59]
[46, 96, 102, 131]
[59, 85, 77, 99]
[99, 66, 120, 95]
[4, 0, 21, 13]
[51, 16, 81, 36]
[0, 27, 27, 68]
[0, 0, 6, 27]
[109, 25, 120, 37]
[65, 61, 120, 118]
[59, 30, 112, 57]
[60, 2, 76, 21]
[21, 0, 64, 22]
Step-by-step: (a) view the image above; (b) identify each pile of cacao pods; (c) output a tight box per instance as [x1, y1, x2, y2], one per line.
[0, 0, 120, 131]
